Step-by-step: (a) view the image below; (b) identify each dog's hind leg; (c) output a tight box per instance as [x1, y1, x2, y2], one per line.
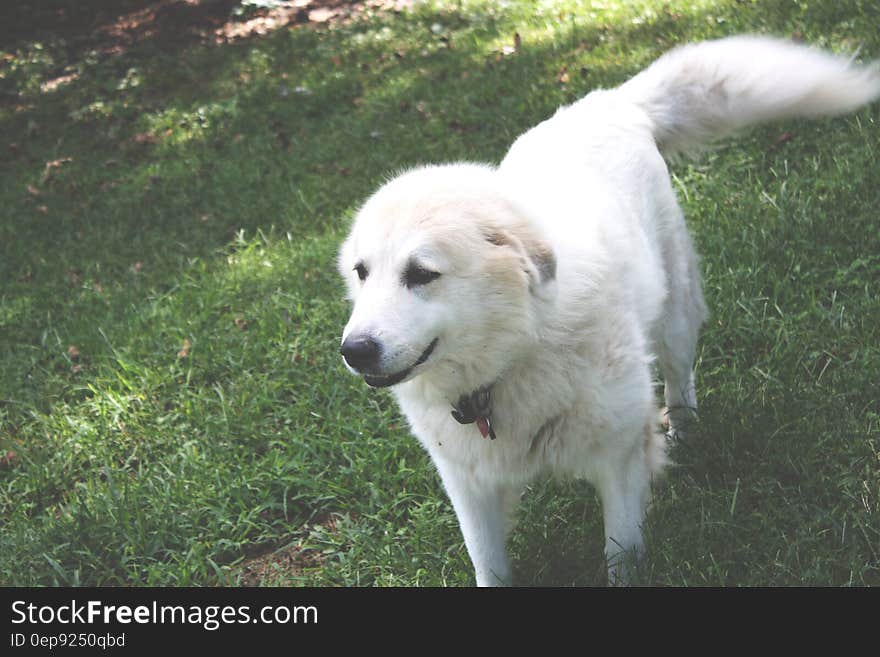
[657, 230, 707, 441]
[434, 460, 516, 586]
[658, 331, 698, 440]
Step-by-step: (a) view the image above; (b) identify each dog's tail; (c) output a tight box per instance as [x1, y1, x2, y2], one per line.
[618, 35, 880, 159]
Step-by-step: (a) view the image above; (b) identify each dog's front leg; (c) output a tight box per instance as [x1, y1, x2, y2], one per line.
[434, 459, 513, 586]
[595, 449, 652, 586]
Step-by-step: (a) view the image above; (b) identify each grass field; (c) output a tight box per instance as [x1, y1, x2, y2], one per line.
[1, 0, 878, 586]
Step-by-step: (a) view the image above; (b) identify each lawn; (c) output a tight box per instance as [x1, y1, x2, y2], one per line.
[1, 0, 878, 586]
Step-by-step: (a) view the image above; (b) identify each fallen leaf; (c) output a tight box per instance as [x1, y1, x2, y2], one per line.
[40, 157, 73, 185]
[26, 184, 41, 197]
[177, 338, 191, 358]
[40, 72, 79, 93]
[134, 132, 158, 145]
[0, 451, 16, 469]
[501, 32, 522, 57]
[43, 157, 73, 177]
[770, 131, 796, 150]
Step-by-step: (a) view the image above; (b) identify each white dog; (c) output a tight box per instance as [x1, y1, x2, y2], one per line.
[337, 36, 880, 585]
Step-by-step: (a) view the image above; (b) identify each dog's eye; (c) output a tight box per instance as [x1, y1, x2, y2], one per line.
[354, 263, 368, 281]
[403, 263, 441, 289]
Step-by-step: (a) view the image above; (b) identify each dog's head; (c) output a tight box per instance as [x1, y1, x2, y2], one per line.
[338, 164, 556, 391]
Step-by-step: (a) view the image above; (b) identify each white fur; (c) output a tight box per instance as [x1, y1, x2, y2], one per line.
[337, 36, 880, 585]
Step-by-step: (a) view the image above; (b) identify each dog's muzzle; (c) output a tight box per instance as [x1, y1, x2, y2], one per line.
[340, 334, 381, 372]
[358, 338, 439, 388]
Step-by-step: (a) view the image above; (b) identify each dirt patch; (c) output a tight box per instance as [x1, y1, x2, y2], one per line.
[239, 540, 324, 586]
[238, 512, 351, 586]
[216, 1, 416, 42]
[3, 1, 416, 57]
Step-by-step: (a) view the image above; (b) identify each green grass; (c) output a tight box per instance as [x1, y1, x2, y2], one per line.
[1, 0, 878, 586]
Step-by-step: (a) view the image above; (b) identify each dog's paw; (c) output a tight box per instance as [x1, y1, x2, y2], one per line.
[659, 405, 697, 443]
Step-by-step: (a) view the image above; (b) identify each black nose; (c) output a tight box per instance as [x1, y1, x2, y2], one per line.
[340, 335, 381, 372]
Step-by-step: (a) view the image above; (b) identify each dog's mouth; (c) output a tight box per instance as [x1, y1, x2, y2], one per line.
[364, 338, 438, 388]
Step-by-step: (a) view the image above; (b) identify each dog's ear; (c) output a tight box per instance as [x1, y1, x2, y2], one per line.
[484, 227, 556, 299]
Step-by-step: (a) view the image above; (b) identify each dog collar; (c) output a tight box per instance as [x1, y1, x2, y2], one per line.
[451, 385, 496, 440]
